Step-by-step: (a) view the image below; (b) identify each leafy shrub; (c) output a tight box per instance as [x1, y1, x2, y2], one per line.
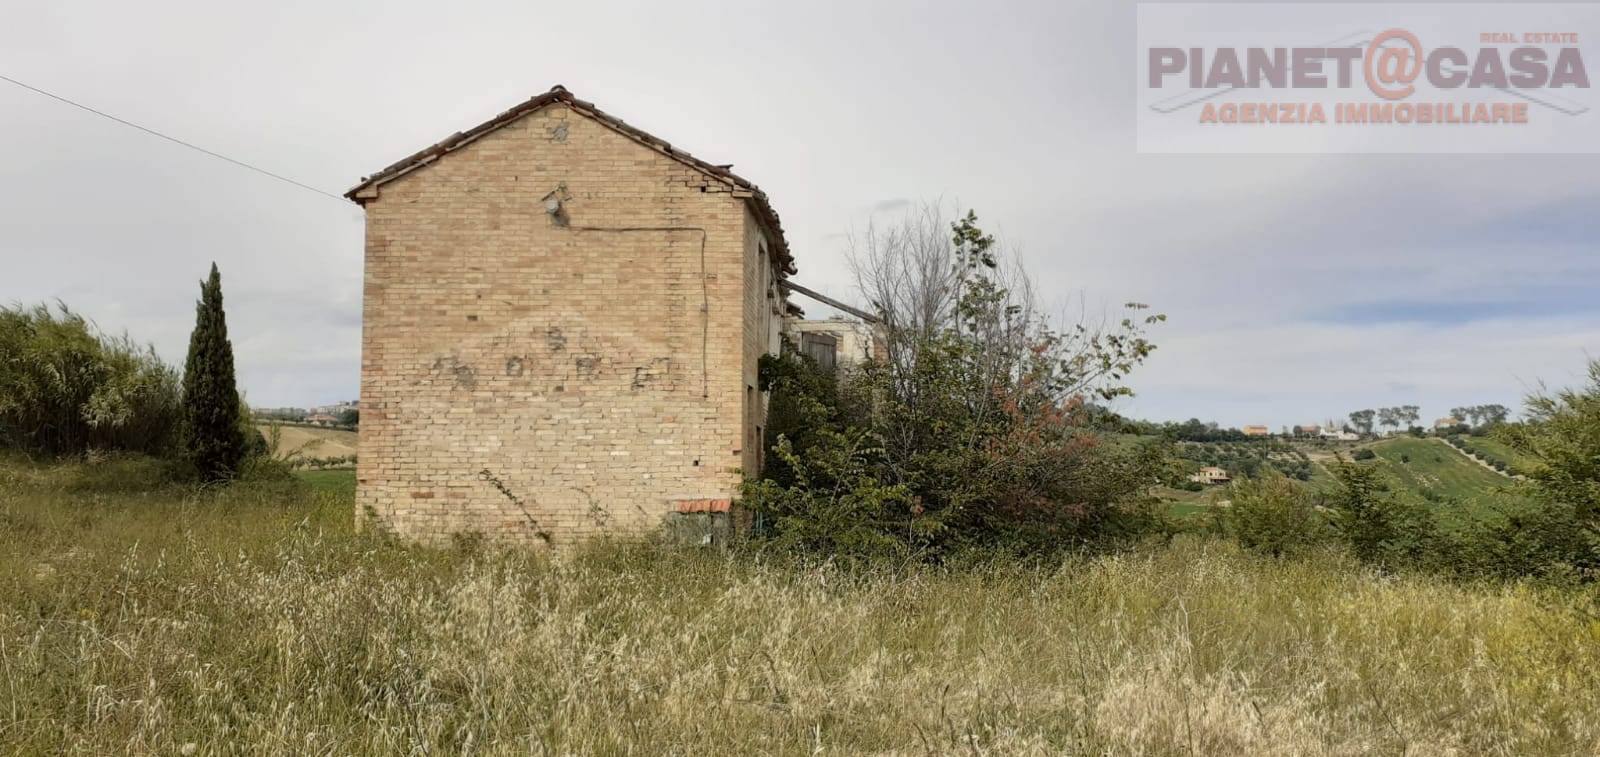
[289, 454, 358, 470]
[1417, 488, 1450, 505]
[234, 451, 300, 489]
[744, 209, 1164, 560]
[753, 349, 860, 488]
[1214, 473, 1331, 557]
[1467, 360, 1600, 577]
[743, 431, 916, 562]
[0, 303, 180, 456]
[1447, 499, 1596, 580]
[1325, 459, 1441, 569]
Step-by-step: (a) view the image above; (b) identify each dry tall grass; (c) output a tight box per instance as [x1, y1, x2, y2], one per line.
[3, 456, 1599, 754]
[256, 424, 359, 461]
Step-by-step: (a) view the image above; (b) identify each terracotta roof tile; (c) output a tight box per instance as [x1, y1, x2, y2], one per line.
[675, 498, 732, 514]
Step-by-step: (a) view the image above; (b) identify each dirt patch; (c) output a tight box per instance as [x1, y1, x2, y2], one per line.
[259, 425, 358, 460]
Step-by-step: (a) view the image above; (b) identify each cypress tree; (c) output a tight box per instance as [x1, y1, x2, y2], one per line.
[182, 263, 246, 481]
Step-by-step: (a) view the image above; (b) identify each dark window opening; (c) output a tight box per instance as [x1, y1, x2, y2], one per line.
[761, 244, 777, 301]
[746, 384, 756, 444]
[800, 333, 838, 373]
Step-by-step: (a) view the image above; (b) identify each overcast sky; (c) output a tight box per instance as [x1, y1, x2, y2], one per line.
[3, 1, 1597, 427]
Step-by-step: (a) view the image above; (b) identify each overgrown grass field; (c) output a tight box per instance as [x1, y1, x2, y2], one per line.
[4, 456, 1600, 754]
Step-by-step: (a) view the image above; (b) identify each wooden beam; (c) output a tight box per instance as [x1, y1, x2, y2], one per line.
[779, 281, 881, 324]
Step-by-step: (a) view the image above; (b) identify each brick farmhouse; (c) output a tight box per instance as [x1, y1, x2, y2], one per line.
[346, 86, 868, 544]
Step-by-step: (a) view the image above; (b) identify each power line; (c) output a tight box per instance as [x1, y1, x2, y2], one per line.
[0, 73, 346, 202]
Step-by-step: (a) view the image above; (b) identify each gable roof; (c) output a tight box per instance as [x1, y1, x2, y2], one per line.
[345, 85, 793, 273]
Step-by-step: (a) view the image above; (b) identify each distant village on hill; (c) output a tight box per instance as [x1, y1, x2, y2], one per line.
[252, 400, 359, 427]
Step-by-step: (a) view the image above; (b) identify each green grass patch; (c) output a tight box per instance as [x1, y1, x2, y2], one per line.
[1305, 458, 1342, 493]
[294, 467, 357, 495]
[1150, 484, 1219, 527]
[1165, 500, 1211, 521]
[1457, 435, 1537, 474]
[1368, 437, 1507, 495]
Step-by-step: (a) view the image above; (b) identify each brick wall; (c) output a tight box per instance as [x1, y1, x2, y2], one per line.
[356, 103, 773, 544]
[741, 204, 784, 484]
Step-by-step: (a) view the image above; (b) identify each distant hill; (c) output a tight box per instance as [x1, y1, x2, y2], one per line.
[1147, 433, 1529, 527]
[1335, 437, 1528, 527]
[1362, 437, 1510, 493]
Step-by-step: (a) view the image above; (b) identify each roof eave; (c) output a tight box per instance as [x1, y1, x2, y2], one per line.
[343, 85, 794, 272]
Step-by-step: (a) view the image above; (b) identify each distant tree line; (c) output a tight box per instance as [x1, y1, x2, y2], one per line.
[252, 406, 358, 428]
[253, 408, 309, 422]
[1448, 404, 1510, 431]
[0, 304, 180, 456]
[1176, 440, 1312, 481]
[1345, 403, 1510, 438]
[0, 264, 264, 484]
[1094, 415, 1266, 443]
[1346, 405, 1419, 436]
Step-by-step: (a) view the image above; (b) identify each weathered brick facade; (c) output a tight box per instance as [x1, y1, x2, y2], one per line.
[348, 87, 790, 544]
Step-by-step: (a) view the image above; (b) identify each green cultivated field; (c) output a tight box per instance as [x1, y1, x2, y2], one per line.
[1149, 485, 1214, 523]
[1457, 435, 1539, 475]
[1360, 437, 1526, 523]
[1366, 437, 1507, 493]
[4, 455, 1600, 753]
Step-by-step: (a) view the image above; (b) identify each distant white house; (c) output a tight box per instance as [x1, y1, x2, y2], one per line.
[310, 400, 357, 417]
[1189, 466, 1231, 486]
[1319, 428, 1360, 441]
